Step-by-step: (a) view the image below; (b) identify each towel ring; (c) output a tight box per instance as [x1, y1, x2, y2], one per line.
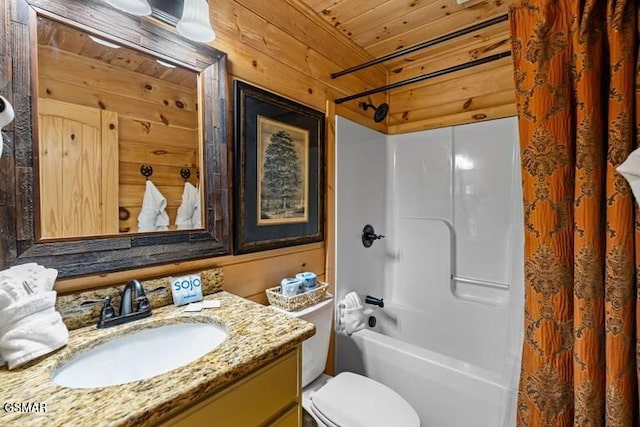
[180, 168, 191, 182]
[140, 165, 153, 180]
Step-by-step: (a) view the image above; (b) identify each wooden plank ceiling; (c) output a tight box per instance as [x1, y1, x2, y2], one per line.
[297, 0, 516, 132]
[302, 0, 511, 58]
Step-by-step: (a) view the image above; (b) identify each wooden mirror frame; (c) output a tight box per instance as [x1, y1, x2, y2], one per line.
[0, 0, 231, 278]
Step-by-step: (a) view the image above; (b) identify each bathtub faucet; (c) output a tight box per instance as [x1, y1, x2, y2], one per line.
[365, 295, 384, 308]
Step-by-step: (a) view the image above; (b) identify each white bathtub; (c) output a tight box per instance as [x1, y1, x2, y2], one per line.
[335, 303, 520, 427]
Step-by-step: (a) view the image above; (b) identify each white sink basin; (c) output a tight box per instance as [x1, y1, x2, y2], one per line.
[52, 322, 227, 389]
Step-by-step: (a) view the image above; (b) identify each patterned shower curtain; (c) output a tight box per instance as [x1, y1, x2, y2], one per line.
[510, 0, 639, 425]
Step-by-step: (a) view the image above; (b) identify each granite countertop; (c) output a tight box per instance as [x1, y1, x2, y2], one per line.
[0, 291, 315, 427]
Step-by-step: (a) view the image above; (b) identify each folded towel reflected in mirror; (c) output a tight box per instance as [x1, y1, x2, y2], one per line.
[175, 182, 201, 229]
[0, 263, 68, 369]
[138, 180, 170, 232]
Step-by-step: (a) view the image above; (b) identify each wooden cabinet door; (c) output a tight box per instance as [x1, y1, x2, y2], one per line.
[38, 99, 118, 238]
[268, 404, 300, 427]
[160, 348, 301, 427]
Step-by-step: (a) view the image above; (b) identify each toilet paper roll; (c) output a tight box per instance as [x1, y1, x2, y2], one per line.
[0, 96, 15, 130]
[295, 272, 317, 291]
[280, 278, 302, 297]
[0, 96, 14, 159]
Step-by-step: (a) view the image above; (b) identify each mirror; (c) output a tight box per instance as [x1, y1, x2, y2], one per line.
[0, 0, 231, 278]
[36, 17, 202, 238]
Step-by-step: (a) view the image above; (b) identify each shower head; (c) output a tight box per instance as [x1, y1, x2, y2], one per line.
[359, 101, 389, 123]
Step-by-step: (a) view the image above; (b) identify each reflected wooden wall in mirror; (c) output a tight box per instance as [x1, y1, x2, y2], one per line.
[0, 0, 231, 278]
[37, 17, 201, 238]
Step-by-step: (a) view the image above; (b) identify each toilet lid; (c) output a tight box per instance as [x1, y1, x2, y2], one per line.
[310, 372, 420, 427]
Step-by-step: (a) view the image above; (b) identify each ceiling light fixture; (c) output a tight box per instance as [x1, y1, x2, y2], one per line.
[89, 35, 121, 49]
[105, 0, 151, 16]
[177, 0, 216, 43]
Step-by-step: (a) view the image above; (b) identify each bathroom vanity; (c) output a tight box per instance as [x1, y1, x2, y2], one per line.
[0, 292, 313, 426]
[160, 349, 301, 426]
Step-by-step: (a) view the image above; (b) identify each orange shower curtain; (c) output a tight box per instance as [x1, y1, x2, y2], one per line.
[510, 0, 639, 425]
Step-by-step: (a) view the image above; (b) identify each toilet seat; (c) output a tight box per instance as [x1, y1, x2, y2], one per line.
[309, 372, 420, 427]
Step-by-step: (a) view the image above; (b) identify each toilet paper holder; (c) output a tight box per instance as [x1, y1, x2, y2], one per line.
[0, 95, 15, 159]
[0, 96, 14, 128]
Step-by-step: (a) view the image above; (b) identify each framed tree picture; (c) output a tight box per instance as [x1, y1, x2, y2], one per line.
[233, 81, 325, 254]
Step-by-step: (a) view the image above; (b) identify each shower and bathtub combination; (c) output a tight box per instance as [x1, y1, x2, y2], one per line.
[334, 116, 524, 427]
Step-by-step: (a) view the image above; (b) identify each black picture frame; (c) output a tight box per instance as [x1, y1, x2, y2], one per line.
[233, 81, 325, 254]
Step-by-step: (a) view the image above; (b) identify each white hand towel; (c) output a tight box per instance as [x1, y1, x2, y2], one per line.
[338, 292, 365, 335]
[0, 264, 58, 311]
[617, 148, 640, 202]
[342, 291, 363, 310]
[0, 291, 57, 326]
[0, 307, 68, 370]
[2, 263, 57, 293]
[175, 182, 199, 230]
[343, 307, 365, 335]
[0, 291, 68, 370]
[0, 264, 68, 369]
[138, 180, 170, 232]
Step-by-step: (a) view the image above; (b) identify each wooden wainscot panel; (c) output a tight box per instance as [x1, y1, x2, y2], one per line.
[227, 251, 325, 303]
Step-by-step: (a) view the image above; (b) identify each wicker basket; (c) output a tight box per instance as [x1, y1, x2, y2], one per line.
[266, 281, 329, 312]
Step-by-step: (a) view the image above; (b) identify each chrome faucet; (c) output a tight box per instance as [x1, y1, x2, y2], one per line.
[81, 281, 165, 328]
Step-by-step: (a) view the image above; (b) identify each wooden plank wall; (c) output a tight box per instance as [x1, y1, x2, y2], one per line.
[37, 99, 120, 238]
[37, 43, 200, 233]
[54, 0, 388, 302]
[383, 2, 516, 133]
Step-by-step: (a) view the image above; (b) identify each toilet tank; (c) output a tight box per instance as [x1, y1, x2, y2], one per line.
[271, 297, 334, 388]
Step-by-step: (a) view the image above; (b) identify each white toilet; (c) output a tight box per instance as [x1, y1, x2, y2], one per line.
[272, 296, 420, 427]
